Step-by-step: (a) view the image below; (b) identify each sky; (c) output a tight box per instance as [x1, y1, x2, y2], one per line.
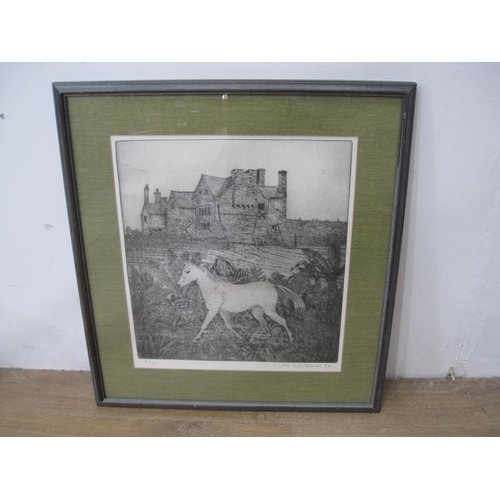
[112, 136, 356, 230]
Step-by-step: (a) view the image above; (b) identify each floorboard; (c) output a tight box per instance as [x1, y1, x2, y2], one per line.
[1, 369, 499, 436]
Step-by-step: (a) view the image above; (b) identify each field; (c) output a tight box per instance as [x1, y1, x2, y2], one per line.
[124, 233, 345, 366]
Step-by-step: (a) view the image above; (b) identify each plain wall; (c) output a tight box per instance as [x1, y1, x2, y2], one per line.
[1, 62, 499, 377]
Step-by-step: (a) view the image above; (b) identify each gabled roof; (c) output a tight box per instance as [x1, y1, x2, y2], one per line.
[215, 176, 233, 196]
[197, 174, 232, 197]
[259, 186, 285, 199]
[169, 191, 195, 209]
[144, 199, 168, 215]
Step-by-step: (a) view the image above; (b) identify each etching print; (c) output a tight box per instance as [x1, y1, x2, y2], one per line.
[112, 136, 357, 372]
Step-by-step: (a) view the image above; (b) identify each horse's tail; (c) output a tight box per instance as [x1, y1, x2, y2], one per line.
[274, 285, 306, 317]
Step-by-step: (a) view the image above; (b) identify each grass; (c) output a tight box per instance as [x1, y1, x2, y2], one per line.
[135, 299, 339, 364]
[127, 235, 344, 365]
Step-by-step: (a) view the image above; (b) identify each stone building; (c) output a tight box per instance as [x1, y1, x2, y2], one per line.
[141, 168, 345, 246]
[188, 169, 287, 244]
[142, 169, 287, 244]
[141, 185, 168, 234]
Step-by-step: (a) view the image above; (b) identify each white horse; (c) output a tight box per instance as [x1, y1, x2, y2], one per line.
[177, 262, 305, 342]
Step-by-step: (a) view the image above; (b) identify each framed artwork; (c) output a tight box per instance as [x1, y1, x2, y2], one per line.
[53, 80, 416, 411]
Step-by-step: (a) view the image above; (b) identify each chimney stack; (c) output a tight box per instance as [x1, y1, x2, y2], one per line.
[231, 168, 244, 180]
[257, 168, 265, 186]
[144, 184, 149, 204]
[154, 188, 161, 203]
[278, 171, 287, 194]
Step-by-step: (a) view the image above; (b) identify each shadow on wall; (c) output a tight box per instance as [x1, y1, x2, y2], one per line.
[387, 85, 447, 378]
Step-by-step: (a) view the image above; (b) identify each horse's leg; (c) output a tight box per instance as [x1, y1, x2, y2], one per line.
[249, 306, 267, 341]
[219, 310, 242, 340]
[262, 306, 294, 342]
[193, 308, 219, 342]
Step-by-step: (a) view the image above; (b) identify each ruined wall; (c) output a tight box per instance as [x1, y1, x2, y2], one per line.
[232, 169, 258, 207]
[216, 186, 258, 243]
[279, 220, 347, 247]
[268, 197, 286, 225]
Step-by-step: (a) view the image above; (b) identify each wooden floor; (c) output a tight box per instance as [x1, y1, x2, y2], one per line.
[1, 369, 499, 436]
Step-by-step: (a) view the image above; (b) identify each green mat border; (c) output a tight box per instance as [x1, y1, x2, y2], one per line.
[53, 80, 416, 411]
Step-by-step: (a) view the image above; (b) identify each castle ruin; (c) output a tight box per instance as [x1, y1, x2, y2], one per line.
[141, 169, 344, 246]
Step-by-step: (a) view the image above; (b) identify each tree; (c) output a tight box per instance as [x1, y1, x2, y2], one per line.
[290, 239, 345, 324]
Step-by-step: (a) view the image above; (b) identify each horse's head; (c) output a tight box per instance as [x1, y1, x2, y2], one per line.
[177, 263, 200, 287]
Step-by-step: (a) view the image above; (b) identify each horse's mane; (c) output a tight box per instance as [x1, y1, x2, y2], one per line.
[185, 261, 226, 283]
[201, 265, 227, 283]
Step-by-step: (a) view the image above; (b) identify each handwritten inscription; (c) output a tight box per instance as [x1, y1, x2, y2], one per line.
[279, 363, 334, 370]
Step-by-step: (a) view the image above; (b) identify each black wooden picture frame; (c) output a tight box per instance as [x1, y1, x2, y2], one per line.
[53, 80, 416, 411]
